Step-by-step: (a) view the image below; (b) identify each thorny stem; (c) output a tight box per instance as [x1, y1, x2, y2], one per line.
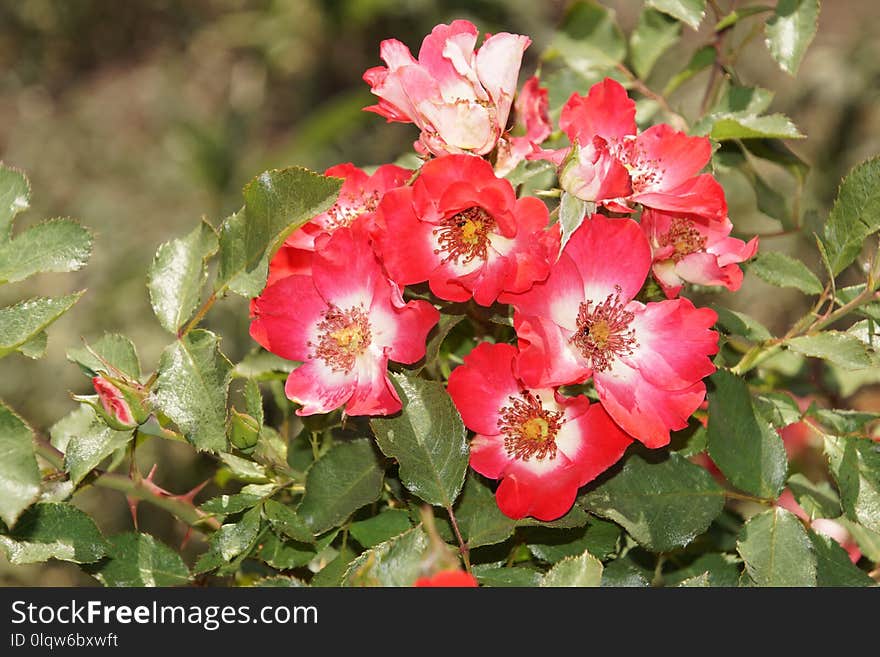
[731, 247, 880, 376]
[445, 504, 472, 574]
[33, 437, 220, 532]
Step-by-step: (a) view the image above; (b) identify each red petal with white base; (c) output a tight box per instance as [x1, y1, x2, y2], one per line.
[249, 275, 326, 362]
[625, 298, 718, 390]
[285, 360, 358, 416]
[560, 78, 636, 144]
[594, 362, 708, 448]
[558, 214, 651, 305]
[495, 469, 582, 521]
[447, 342, 522, 435]
[628, 124, 712, 191]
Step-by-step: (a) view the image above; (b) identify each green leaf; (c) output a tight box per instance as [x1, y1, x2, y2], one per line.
[836, 284, 880, 322]
[677, 573, 711, 587]
[785, 332, 876, 371]
[0, 502, 107, 564]
[88, 533, 190, 587]
[253, 576, 307, 587]
[647, 0, 705, 29]
[808, 530, 875, 587]
[737, 507, 817, 586]
[298, 439, 385, 534]
[0, 401, 39, 527]
[580, 452, 725, 552]
[715, 5, 774, 31]
[664, 45, 715, 96]
[709, 114, 804, 141]
[262, 499, 315, 543]
[473, 564, 542, 587]
[155, 330, 233, 453]
[0, 292, 83, 359]
[754, 392, 803, 429]
[741, 138, 809, 184]
[0, 164, 30, 239]
[349, 509, 412, 548]
[787, 473, 842, 520]
[370, 373, 467, 508]
[217, 452, 269, 483]
[601, 556, 651, 587]
[63, 406, 133, 485]
[233, 350, 296, 380]
[541, 549, 603, 587]
[452, 472, 516, 549]
[195, 505, 261, 572]
[824, 435, 880, 533]
[713, 306, 773, 342]
[546, 0, 626, 75]
[630, 8, 681, 80]
[215, 209, 270, 298]
[311, 545, 357, 587]
[0, 219, 92, 284]
[765, 0, 819, 75]
[200, 493, 263, 516]
[810, 408, 879, 436]
[749, 251, 822, 295]
[237, 167, 342, 279]
[67, 333, 141, 379]
[839, 519, 880, 562]
[256, 531, 315, 570]
[18, 331, 47, 360]
[342, 526, 428, 587]
[526, 520, 621, 563]
[148, 221, 218, 333]
[417, 313, 464, 375]
[707, 370, 788, 499]
[664, 553, 742, 587]
[558, 192, 592, 258]
[822, 157, 880, 276]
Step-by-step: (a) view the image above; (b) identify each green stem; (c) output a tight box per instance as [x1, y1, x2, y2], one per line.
[178, 291, 218, 338]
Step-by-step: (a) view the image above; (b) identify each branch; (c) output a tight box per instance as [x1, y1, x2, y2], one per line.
[33, 437, 220, 531]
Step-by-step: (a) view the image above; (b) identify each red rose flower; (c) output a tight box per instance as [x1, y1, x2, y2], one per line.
[363, 20, 530, 157]
[502, 214, 719, 448]
[447, 342, 633, 521]
[641, 208, 758, 298]
[266, 163, 411, 288]
[250, 225, 439, 416]
[375, 154, 558, 306]
[545, 78, 727, 221]
[414, 570, 479, 587]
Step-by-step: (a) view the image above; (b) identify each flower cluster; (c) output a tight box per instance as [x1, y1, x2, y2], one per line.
[249, 21, 758, 521]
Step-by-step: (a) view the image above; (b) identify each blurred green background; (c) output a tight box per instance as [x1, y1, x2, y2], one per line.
[1, 0, 878, 584]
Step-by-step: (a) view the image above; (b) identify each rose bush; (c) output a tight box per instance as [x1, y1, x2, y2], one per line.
[1, 1, 879, 588]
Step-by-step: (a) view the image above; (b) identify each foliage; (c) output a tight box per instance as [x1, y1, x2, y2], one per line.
[1, 1, 878, 589]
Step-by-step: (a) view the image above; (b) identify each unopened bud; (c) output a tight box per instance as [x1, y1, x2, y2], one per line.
[228, 408, 261, 451]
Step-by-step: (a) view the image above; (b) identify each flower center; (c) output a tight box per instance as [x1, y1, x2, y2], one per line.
[498, 390, 564, 461]
[570, 286, 637, 372]
[324, 191, 381, 230]
[311, 305, 372, 373]
[433, 206, 495, 265]
[613, 138, 663, 192]
[658, 217, 707, 261]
